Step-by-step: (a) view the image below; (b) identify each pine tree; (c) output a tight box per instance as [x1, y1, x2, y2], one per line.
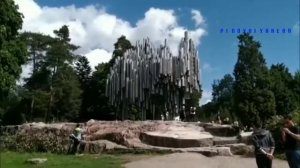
[75, 56, 92, 120]
[46, 25, 81, 122]
[22, 26, 82, 122]
[233, 33, 275, 127]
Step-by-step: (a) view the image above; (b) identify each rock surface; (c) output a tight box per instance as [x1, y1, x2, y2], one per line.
[204, 125, 239, 137]
[2, 120, 255, 157]
[213, 136, 238, 145]
[140, 122, 213, 148]
[216, 143, 254, 156]
[238, 132, 253, 145]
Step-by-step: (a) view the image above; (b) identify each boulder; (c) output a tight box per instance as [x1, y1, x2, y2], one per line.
[140, 123, 213, 148]
[25, 158, 47, 164]
[84, 141, 107, 154]
[140, 132, 213, 148]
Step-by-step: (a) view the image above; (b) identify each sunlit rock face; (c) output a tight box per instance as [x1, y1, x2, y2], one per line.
[106, 31, 201, 120]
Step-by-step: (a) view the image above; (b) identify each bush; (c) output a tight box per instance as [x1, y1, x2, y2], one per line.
[291, 107, 300, 125]
[265, 110, 300, 155]
[265, 115, 284, 153]
[1, 127, 72, 154]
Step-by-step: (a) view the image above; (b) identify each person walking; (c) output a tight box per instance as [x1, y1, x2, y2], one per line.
[282, 115, 300, 168]
[252, 122, 275, 168]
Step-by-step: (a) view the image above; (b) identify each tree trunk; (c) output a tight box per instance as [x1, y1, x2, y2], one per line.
[30, 95, 34, 122]
[46, 86, 53, 123]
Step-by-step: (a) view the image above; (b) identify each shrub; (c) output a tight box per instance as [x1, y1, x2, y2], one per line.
[291, 107, 300, 125]
[265, 115, 284, 153]
[1, 127, 72, 154]
[265, 110, 300, 155]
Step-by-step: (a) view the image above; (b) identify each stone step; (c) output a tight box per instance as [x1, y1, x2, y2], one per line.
[139, 127, 214, 148]
[204, 125, 239, 137]
[213, 136, 239, 145]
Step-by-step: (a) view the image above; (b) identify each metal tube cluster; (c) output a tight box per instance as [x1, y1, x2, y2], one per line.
[106, 31, 201, 120]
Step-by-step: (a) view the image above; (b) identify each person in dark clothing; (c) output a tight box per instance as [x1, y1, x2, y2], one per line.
[252, 122, 275, 168]
[282, 116, 300, 168]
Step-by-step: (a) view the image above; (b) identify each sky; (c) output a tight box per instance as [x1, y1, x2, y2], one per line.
[15, 0, 300, 105]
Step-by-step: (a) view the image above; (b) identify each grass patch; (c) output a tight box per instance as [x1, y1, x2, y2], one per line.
[1, 151, 125, 168]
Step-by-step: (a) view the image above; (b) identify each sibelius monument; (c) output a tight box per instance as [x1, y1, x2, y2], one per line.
[106, 31, 201, 121]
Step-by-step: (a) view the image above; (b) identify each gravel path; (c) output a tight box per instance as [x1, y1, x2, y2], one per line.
[124, 153, 288, 168]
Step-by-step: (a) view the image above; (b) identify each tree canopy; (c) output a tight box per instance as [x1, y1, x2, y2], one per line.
[201, 33, 299, 128]
[0, 0, 27, 121]
[1, 3, 298, 126]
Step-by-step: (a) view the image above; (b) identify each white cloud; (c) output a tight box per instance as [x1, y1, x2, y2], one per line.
[199, 90, 212, 106]
[16, 0, 42, 22]
[191, 9, 205, 27]
[85, 49, 112, 70]
[15, 0, 206, 78]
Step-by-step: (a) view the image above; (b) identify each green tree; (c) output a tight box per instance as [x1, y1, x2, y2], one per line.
[212, 74, 234, 120]
[233, 33, 275, 127]
[75, 56, 91, 87]
[84, 35, 133, 120]
[75, 56, 92, 120]
[21, 32, 54, 121]
[52, 65, 82, 121]
[86, 63, 114, 120]
[0, 0, 27, 119]
[21, 26, 82, 122]
[199, 102, 218, 122]
[1, 86, 28, 125]
[292, 71, 300, 108]
[270, 63, 296, 115]
[21, 32, 53, 72]
[110, 35, 133, 66]
[45, 25, 81, 122]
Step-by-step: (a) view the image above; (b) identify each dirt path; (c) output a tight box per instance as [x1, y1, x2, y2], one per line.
[124, 153, 288, 168]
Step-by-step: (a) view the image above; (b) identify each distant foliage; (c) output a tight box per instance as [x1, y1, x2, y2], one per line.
[291, 107, 300, 125]
[270, 64, 297, 115]
[201, 33, 299, 129]
[211, 74, 235, 121]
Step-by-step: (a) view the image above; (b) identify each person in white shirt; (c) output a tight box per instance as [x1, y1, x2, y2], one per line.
[69, 123, 84, 154]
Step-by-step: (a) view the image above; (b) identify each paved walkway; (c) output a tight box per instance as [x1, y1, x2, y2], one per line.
[124, 153, 288, 168]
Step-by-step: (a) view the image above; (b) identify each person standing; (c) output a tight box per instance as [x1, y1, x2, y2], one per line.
[282, 115, 300, 168]
[252, 122, 275, 168]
